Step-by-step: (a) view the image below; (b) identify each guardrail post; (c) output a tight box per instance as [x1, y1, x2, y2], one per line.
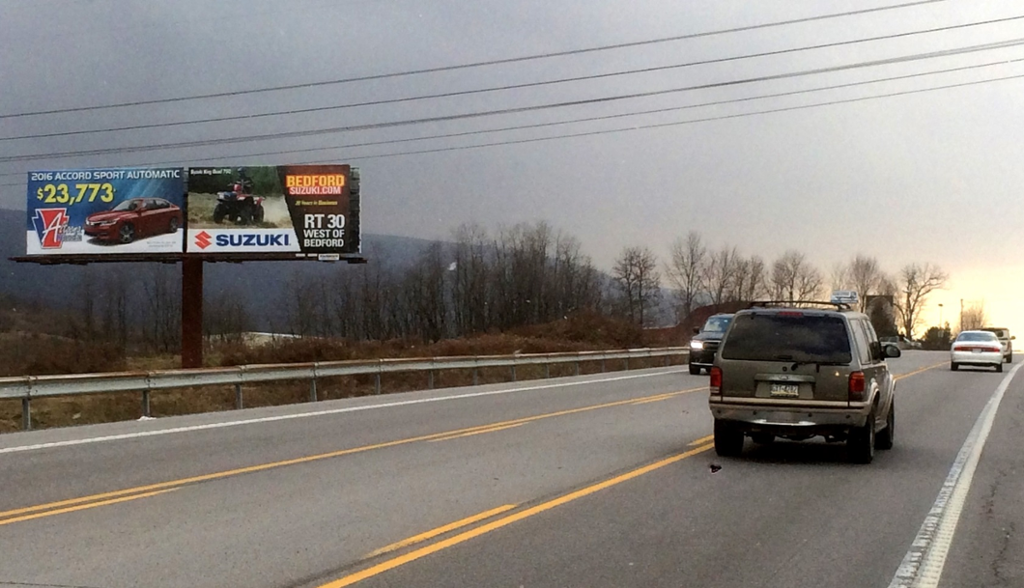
[601, 359, 606, 373]
[510, 365, 516, 382]
[142, 390, 151, 418]
[544, 364, 550, 378]
[473, 367, 479, 386]
[375, 373, 381, 395]
[21, 398, 31, 431]
[235, 383, 243, 410]
[575, 361, 580, 376]
[428, 370, 435, 389]
[624, 357, 630, 371]
[310, 378, 318, 402]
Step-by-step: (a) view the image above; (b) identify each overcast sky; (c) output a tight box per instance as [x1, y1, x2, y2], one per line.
[3, 0, 1023, 332]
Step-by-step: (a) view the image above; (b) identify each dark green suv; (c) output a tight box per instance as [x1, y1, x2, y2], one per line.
[708, 302, 901, 463]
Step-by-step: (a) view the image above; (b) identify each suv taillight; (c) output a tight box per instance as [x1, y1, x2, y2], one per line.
[849, 371, 865, 401]
[710, 366, 722, 393]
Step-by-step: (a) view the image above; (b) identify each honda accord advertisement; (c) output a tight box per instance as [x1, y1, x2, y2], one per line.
[26, 168, 185, 256]
[185, 165, 360, 256]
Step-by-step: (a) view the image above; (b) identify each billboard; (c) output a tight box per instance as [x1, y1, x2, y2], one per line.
[185, 165, 360, 257]
[26, 168, 185, 255]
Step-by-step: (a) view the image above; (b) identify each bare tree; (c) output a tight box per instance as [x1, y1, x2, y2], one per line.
[769, 251, 823, 302]
[140, 265, 181, 352]
[665, 232, 707, 321]
[703, 246, 740, 305]
[205, 288, 251, 342]
[744, 255, 769, 301]
[401, 242, 450, 342]
[613, 246, 662, 326]
[99, 268, 132, 351]
[960, 301, 987, 332]
[727, 255, 768, 303]
[849, 255, 883, 311]
[829, 262, 850, 293]
[286, 271, 319, 337]
[549, 232, 603, 318]
[450, 223, 491, 336]
[894, 263, 948, 338]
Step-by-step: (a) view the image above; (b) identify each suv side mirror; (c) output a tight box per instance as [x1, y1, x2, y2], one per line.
[693, 326, 700, 335]
[883, 343, 902, 359]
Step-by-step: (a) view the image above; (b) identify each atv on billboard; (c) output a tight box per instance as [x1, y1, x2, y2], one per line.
[25, 168, 185, 255]
[185, 165, 360, 257]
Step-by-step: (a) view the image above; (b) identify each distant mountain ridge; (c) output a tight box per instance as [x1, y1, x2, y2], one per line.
[0, 208, 678, 330]
[0, 208, 436, 327]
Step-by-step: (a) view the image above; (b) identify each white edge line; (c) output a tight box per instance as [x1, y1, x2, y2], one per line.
[0, 369, 688, 455]
[887, 361, 1023, 588]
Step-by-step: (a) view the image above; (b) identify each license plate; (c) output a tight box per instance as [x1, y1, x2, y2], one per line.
[770, 383, 800, 397]
[972, 349, 982, 354]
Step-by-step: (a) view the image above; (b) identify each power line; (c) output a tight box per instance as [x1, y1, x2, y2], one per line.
[0, 0, 950, 119]
[1, 67, 1022, 189]
[3, 37, 1023, 164]
[329, 73, 1024, 162]
[2, 55, 1021, 180]
[5, 12, 1022, 142]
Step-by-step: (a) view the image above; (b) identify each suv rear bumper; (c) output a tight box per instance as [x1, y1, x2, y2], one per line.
[709, 399, 870, 433]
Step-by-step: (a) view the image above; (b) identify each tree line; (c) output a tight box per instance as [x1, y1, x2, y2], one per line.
[651, 231, 948, 338]
[54, 224, 951, 353]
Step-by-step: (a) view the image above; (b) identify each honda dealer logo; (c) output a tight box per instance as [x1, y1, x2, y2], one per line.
[32, 208, 70, 249]
[194, 231, 213, 250]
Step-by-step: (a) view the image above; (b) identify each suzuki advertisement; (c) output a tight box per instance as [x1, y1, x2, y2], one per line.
[25, 168, 185, 255]
[185, 165, 360, 257]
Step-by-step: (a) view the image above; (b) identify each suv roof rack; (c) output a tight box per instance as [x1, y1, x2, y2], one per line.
[746, 300, 854, 311]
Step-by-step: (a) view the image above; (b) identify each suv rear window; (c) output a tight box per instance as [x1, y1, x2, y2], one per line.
[720, 313, 853, 364]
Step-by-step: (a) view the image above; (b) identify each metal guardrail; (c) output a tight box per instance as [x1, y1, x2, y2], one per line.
[0, 347, 689, 430]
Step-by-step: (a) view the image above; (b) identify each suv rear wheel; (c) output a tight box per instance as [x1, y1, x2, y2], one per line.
[714, 420, 744, 457]
[848, 407, 876, 464]
[875, 401, 894, 450]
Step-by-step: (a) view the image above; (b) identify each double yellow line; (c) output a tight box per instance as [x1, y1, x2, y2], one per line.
[0, 487, 180, 527]
[314, 360, 948, 587]
[0, 385, 707, 528]
[321, 440, 716, 588]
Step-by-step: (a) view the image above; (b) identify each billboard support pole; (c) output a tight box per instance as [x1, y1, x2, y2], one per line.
[181, 257, 204, 368]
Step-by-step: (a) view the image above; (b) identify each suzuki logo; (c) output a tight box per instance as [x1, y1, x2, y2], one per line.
[195, 231, 213, 250]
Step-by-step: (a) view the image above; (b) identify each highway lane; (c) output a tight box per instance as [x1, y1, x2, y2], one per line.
[0, 351, 1002, 588]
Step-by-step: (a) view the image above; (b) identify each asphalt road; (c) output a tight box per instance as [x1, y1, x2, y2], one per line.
[0, 351, 1020, 588]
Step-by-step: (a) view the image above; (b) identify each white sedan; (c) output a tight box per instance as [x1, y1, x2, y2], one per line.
[950, 330, 1004, 372]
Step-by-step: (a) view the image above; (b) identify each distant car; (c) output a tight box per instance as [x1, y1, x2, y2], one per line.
[950, 330, 1003, 372]
[880, 335, 901, 348]
[84, 198, 183, 244]
[708, 301, 901, 463]
[688, 313, 733, 375]
[979, 327, 1014, 363]
[880, 335, 921, 350]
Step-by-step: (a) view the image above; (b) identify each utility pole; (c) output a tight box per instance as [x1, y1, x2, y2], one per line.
[960, 298, 964, 333]
[938, 303, 943, 328]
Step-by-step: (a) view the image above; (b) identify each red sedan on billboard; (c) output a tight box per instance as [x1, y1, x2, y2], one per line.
[84, 198, 183, 244]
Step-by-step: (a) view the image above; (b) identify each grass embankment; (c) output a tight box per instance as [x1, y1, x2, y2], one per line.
[0, 312, 686, 433]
